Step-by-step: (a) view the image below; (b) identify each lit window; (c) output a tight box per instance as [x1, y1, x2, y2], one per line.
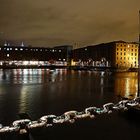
[40, 49, 42, 51]
[20, 48, 23, 51]
[36, 49, 38, 51]
[15, 48, 18, 51]
[7, 48, 9, 51]
[52, 49, 55, 52]
[85, 48, 87, 51]
[0, 48, 1, 50]
[10, 48, 12, 50]
[7, 54, 9, 57]
[59, 50, 61, 52]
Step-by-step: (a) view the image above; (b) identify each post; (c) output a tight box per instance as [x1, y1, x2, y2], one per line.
[138, 10, 140, 96]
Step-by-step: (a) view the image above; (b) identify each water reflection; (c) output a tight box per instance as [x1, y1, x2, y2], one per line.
[0, 69, 139, 124]
[114, 72, 138, 99]
[0, 69, 68, 84]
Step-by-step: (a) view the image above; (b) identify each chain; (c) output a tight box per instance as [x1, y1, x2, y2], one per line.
[0, 97, 140, 135]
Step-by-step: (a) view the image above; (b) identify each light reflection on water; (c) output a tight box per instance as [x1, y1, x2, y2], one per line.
[114, 72, 138, 99]
[0, 69, 138, 124]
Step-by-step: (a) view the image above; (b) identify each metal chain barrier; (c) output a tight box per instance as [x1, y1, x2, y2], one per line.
[0, 97, 140, 135]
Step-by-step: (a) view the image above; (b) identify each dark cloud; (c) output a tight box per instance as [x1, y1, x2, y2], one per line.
[0, 0, 140, 47]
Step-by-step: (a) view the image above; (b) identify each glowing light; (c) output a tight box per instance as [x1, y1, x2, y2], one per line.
[23, 61, 29, 65]
[71, 59, 76, 66]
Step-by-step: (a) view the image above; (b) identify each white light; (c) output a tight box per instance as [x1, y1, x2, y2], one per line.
[23, 61, 29, 65]
[4, 42, 7, 46]
[7, 54, 9, 57]
[30, 61, 38, 65]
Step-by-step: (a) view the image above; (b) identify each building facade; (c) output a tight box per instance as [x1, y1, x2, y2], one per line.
[0, 45, 72, 67]
[0, 41, 138, 68]
[115, 42, 138, 68]
[72, 41, 139, 68]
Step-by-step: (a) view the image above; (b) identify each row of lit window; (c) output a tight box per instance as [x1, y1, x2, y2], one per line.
[116, 57, 137, 60]
[116, 52, 137, 56]
[116, 48, 137, 52]
[0, 47, 62, 52]
[117, 44, 138, 47]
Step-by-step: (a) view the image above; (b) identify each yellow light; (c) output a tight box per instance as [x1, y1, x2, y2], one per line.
[71, 59, 76, 66]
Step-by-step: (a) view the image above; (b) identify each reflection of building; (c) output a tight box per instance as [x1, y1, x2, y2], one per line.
[0, 45, 72, 66]
[114, 72, 138, 99]
[72, 41, 139, 68]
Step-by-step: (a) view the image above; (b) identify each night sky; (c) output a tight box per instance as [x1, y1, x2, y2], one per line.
[0, 0, 140, 48]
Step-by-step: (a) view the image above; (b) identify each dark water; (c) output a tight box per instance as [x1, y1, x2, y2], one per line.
[0, 69, 139, 140]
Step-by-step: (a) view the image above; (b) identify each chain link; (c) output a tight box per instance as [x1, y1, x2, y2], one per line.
[0, 97, 140, 135]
